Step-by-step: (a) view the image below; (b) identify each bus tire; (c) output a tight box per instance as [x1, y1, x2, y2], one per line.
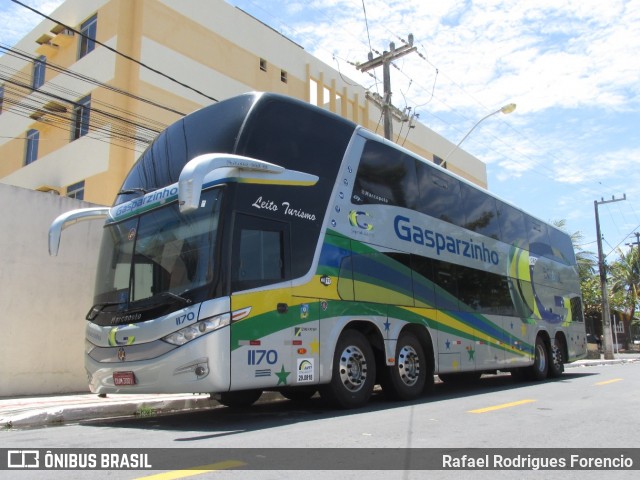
[320, 329, 376, 409]
[526, 336, 549, 381]
[217, 389, 262, 408]
[548, 337, 565, 378]
[280, 387, 317, 402]
[381, 332, 427, 401]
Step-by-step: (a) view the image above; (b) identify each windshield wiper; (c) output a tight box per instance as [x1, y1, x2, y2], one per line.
[129, 291, 193, 311]
[87, 293, 192, 322]
[156, 291, 192, 306]
[86, 301, 125, 321]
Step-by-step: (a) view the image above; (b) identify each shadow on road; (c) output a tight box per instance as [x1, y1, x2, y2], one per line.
[80, 370, 598, 442]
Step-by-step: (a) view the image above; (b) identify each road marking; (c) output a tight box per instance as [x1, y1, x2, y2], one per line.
[468, 399, 536, 414]
[135, 460, 246, 480]
[595, 378, 623, 386]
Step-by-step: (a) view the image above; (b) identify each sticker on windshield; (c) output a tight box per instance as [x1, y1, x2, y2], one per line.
[128, 228, 136, 241]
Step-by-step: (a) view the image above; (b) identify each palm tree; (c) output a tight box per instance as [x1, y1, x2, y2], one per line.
[609, 247, 640, 324]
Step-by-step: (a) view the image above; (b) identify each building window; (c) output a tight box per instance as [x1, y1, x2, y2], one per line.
[78, 14, 97, 59]
[280, 70, 288, 83]
[25, 129, 40, 165]
[72, 95, 91, 140]
[259, 58, 267, 72]
[32, 55, 46, 89]
[67, 180, 85, 200]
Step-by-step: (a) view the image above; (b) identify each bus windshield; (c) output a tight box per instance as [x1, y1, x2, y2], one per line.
[93, 188, 223, 315]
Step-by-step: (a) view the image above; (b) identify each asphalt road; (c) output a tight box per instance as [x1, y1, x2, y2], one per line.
[3, 362, 639, 480]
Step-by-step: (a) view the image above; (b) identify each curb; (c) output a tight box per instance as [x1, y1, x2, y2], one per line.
[2, 392, 286, 430]
[1, 395, 219, 429]
[566, 358, 640, 368]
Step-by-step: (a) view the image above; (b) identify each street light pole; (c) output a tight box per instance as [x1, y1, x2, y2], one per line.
[441, 103, 516, 169]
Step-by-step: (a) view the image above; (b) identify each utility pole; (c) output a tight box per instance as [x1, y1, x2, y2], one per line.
[594, 194, 626, 359]
[626, 232, 640, 250]
[357, 35, 417, 140]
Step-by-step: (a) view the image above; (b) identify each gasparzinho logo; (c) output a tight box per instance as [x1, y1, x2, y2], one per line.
[108, 325, 136, 346]
[349, 210, 373, 231]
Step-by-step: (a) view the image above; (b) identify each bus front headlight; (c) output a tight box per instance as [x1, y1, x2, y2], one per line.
[163, 313, 230, 346]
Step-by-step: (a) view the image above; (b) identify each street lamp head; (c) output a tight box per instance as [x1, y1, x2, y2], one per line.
[441, 101, 516, 166]
[500, 103, 516, 115]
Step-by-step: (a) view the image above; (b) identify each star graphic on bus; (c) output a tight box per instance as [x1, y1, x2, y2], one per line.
[275, 365, 291, 385]
[383, 319, 391, 332]
[466, 346, 475, 361]
[445, 339, 451, 350]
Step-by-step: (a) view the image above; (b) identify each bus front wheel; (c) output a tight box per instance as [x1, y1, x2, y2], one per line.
[381, 332, 427, 401]
[321, 329, 376, 409]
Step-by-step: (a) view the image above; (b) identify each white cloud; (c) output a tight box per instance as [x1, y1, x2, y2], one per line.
[0, 0, 65, 47]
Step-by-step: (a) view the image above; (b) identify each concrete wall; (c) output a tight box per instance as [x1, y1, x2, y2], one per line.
[0, 184, 103, 396]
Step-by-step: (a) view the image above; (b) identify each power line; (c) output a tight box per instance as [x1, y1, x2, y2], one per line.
[0, 43, 188, 117]
[10, 0, 219, 103]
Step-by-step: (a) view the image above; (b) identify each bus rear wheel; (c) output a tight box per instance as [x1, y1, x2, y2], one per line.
[320, 329, 376, 409]
[217, 389, 262, 408]
[548, 337, 565, 377]
[526, 336, 549, 381]
[381, 332, 427, 401]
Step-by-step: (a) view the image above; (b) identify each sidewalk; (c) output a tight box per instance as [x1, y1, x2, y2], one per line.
[0, 392, 222, 430]
[2, 353, 638, 430]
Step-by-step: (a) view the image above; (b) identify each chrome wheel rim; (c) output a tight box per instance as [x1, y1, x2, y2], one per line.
[397, 345, 420, 387]
[536, 343, 547, 372]
[338, 345, 368, 392]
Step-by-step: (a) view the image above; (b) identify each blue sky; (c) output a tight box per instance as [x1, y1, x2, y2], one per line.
[2, 0, 639, 262]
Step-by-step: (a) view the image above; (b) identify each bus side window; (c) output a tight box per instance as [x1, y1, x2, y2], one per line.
[496, 200, 528, 250]
[460, 182, 500, 240]
[231, 214, 290, 291]
[457, 265, 516, 316]
[410, 255, 436, 309]
[351, 140, 419, 209]
[526, 216, 552, 257]
[416, 162, 465, 227]
[548, 226, 577, 265]
[431, 259, 462, 312]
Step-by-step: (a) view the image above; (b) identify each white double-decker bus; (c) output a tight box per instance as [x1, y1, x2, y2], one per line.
[50, 92, 587, 408]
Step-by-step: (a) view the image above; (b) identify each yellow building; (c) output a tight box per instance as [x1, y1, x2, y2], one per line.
[0, 0, 487, 206]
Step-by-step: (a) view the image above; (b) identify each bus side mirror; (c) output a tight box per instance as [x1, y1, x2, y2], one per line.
[49, 207, 110, 256]
[178, 153, 284, 214]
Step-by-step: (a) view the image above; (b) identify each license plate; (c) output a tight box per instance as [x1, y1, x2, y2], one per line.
[113, 371, 136, 386]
